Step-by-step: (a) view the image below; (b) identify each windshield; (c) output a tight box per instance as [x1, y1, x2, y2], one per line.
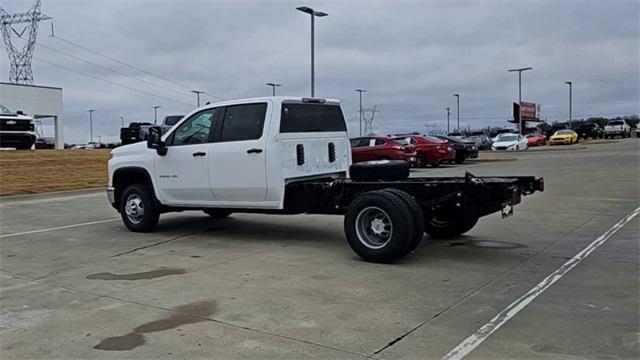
[499, 135, 518, 141]
[468, 135, 483, 141]
[164, 116, 183, 126]
[607, 121, 623, 126]
[280, 103, 347, 133]
[556, 130, 573, 135]
[393, 137, 411, 146]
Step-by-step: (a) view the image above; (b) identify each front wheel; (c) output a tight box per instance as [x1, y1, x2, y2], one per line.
[454, 155, 465, 164]
[344, 190, 416, 263]
[424, 216, 479, 239]
[415, 153, 426, 168]
[120, 184, 159, 232]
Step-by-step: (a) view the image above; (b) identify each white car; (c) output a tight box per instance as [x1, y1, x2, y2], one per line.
[491, 134, 528, 151]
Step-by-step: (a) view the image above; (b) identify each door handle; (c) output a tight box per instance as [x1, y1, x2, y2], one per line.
[192, 151, 206, 157]
[246, 148, 263, 154]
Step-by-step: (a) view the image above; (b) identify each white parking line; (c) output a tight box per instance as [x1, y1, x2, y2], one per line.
[442, 206, 640, 360]
[0, 219, 119, 238]
[0, 193, 104, 207]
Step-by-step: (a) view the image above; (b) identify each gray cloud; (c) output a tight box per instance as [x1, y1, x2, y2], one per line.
[1, 0, 638, 143]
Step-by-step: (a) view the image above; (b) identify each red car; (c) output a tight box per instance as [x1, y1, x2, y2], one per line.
[392, 134, 456, 167]
[525, 132, 546, 146]
[350, 136, 417, 165]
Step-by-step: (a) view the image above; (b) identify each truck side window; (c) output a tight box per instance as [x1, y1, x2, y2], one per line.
[220, 103, 267, 142]
[170, 109, 216, 146]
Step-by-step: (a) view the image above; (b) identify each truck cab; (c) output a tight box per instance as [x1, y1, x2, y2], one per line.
[108, 97, 350, 210]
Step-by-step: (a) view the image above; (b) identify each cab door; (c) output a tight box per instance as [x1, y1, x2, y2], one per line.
[154, 108, 219, 205]
[208, 102, 270, 203]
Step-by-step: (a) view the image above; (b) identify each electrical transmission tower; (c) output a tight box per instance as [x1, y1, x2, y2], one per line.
[362, 105, 378, 135]
[0, 0, 51, 84]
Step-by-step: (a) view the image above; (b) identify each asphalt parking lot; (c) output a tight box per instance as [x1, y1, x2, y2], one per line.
[1, 139, 638, 359]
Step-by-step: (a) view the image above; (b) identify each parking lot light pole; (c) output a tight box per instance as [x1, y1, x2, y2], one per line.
[152, 105, 161, 125]
[120, 116, 125, 128]
[565, 81, 572, 129]
[87, 110, 95, 143]
[266, 83, 282, 96]
[453, 94, 460, 133]
[191, 90, 205, 107]
[508, 67, 533, 134]
[446, 107, 450, 134]
[297, 6, 328, 98]
[355, 89, 366, 137]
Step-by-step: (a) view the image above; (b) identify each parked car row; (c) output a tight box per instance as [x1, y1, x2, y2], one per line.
[350, 133, 478, 168]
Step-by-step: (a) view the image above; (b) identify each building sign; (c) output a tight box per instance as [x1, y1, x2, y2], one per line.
[520, 102, 536, 119]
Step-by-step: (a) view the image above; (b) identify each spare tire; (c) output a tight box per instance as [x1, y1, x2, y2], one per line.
[350, 160, 410, 181]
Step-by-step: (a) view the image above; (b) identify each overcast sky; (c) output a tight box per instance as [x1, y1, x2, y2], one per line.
[1, 0, 638, 143]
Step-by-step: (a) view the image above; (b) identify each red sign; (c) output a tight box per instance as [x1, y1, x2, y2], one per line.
[520, 102, 536, 119]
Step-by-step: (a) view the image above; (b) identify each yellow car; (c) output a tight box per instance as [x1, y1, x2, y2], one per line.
[549, 130, 578, 145]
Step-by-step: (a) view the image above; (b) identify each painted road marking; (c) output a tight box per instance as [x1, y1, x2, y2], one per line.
[442, 206, 640, 360]
[0, 193, 104, 207]
[0, 219, 119, 238]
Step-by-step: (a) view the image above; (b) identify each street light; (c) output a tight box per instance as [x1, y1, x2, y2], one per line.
[508, 66, 533, 134]
[152, 105, 161, 125]
[355, 89, 366, 136]
[565, 81, 572, 129]
[296, 6, 328, 97]
[446, 107, 450, 134]
[265, 83, 282, 96]
[88, 109, 95, 143]
[191, 90, 205, 107]
[120, 116, 125, 128]
[453, 94, 460, 133]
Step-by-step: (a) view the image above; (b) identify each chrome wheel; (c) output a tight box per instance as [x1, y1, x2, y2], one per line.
[355, 206, 393, 249]
[124, 194, 145, 224]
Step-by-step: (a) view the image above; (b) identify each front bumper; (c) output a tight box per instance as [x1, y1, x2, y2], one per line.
[549, 138, 572, 145]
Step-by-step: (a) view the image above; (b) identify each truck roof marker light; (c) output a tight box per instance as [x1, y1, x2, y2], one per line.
[302, 98, 326, 104]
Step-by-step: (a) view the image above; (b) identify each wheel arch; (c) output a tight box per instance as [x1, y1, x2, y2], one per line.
[112, 167, 160, 211]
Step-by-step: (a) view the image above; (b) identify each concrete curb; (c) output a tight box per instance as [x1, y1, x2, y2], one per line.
[527, 146, 587, 152]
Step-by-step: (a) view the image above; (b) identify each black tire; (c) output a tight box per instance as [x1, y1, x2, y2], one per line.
[423, 216, 479, 239]
[349, 160, 410, 182]
[431, 161, 440, 168]
[119, 183, 159, 232]
[203, 209, 232, 219]
[454, 155, 465, 164]
[344, 190, 415, 263]
[415, 153, 426, 168]
[380, 189, 425, 254]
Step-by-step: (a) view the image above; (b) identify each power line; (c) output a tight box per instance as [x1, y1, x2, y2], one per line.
[48, 35, 224, 101]
[36, 41, 195, 100]
[1, 44, 194, 107]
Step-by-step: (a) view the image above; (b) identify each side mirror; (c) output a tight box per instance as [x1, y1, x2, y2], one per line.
[147, 126, 167, 156]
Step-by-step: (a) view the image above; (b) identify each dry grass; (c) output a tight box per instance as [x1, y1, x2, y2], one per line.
[0, 149, 110, 196]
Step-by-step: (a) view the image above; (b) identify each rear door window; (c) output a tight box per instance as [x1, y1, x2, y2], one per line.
[220, 103, 267, 142]
[280, 103, 347, 133]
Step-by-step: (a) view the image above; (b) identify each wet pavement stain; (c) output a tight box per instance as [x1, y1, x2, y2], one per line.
[86, 268, 187, 280]
[447, 239, 526, 249]
[93, 300, 218, 351]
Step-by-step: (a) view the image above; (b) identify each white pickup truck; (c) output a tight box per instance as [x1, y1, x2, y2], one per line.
[108, 96, 543, 263]
[604, 119, 631, 139]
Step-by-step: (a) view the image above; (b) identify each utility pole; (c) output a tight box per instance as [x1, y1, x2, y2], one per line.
[88, 109, 95, 143]
[565, 81, 572, 129]
[508, 67, 533, 134]
[191, 90, 205, 107]
[0, 0, 52, 84]
[296, 6, 327, 97]
[152, 105, 161, 125]
[453, 94, 460, 133]
[265, 83, 281, 96]
[355, 89, 366, 137]
[446, 107, 450, 134]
